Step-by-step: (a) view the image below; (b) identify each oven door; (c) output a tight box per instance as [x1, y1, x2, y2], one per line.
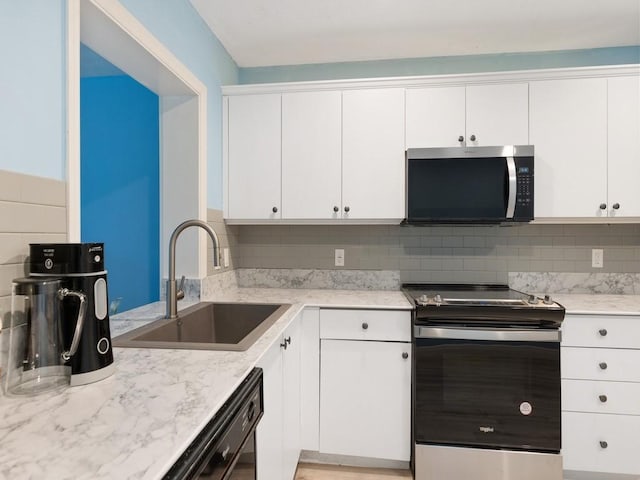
[414, 326, 561, 453]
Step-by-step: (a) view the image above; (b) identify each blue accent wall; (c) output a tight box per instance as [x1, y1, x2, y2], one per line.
[80, 75, 159, 312]
[239, 46, 640, 84]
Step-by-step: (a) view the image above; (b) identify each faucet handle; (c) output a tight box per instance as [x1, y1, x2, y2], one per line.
[177, 275, 186, 301]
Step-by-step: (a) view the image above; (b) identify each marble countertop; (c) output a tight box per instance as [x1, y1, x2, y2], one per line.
[550, 294, 640, 316]
[0, 288, 412, 480]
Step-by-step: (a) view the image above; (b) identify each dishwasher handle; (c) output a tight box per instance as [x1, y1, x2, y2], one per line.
[414, 326, 561, 342]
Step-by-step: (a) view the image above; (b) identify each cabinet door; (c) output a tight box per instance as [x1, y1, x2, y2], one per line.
[530, 78, 607, 218]
[319, 339, 411, 461]
[282, 319, 302, 480]
[342, 88, 405, 220]
[406, 86, 466, 148]
[282, 91, 342, 219]
[466, 83, 529, 146]
[608, 75, 640, 217]
[255, 338, 284, 480]
[227, 94, 281, 220]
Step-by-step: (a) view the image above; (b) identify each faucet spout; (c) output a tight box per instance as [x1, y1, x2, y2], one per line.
[166, 219, 220, 319]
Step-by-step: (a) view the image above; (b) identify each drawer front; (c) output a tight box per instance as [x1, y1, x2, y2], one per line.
[320, 309, 411, 342]
[562, 315, 640, 349]
[562, 379, 640, 415]
[562, 411, 640, 475]
[562, 347, 640, 382]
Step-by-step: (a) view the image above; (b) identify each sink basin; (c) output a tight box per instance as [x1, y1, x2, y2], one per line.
[113, 302, 290, 351]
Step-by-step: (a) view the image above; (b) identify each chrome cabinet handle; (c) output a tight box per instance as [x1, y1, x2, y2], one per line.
[599, 328, 608, 337]
[362, 322, 368, 330]
[458, 135, 464, 142]
[599, 394, 608, 403]
[600, 441, 608, 449]
[599, 203, 607, 210]
[599, 362, 608, 370]
[612, 203, 620, 210]
[333, 206, 339, 212]
[402, 352, 409, 359]
[469, 134, 476, 141]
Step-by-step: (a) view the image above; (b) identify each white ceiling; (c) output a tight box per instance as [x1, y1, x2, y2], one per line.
[190, 0, 640, 68]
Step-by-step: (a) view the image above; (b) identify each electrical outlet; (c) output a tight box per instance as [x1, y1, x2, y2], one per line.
[592, 249, 604, 268]
[334, 249, 345, 267]
[223, 248, 230, 268]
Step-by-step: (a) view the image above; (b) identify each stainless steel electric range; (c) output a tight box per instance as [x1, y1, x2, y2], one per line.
[403, 284, 565, 480]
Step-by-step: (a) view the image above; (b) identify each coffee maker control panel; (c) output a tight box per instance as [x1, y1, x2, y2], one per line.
[30, 243, 105, 274]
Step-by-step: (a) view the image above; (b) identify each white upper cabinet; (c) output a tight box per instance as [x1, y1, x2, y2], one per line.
[607, 75, 640, 218]
[281, 91, 342, 220]
[342, 88, 406, 220]
[406, 83, 529, 148]
[227, 94, 281, 220]
[530, 78, 608, 218]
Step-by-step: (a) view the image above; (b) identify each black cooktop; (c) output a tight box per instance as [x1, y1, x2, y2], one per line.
[403, 283, 565, 328]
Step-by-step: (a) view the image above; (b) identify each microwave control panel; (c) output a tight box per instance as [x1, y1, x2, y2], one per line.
[514, 157, 534, 219]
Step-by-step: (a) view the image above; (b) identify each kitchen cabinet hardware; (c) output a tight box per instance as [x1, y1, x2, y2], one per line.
[285, 336, 291, 345]
[612, 203, 620, 210]
[344, 206, 350, 213]
[599, 394, 608, 403]
[402, 352, 409, 359]
[599, 362, 608, 370]
[599, 328, 608, 336]
[272, 206, 278, 213]
[362, 322, 368, 330]
[458, 135, 464, 142]
[280, 339, 288, 350]
[600, 441, 608, 449]
[333, 206, 339, 212]
[469, 134, 476, 141]
[599, 203, 607, 210]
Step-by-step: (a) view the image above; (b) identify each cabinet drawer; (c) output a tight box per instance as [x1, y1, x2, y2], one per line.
[562, 379, 640, 415]
[562, 347, 640, 382]
[320, 309, 411, 342]
[562, 411, 640, 475]
[562, 315, 640, 349]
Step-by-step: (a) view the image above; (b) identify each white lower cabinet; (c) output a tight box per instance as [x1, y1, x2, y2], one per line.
[318, 309, 411, 462]
[256, 315, 301, 480]
[561, 314, 640, 476]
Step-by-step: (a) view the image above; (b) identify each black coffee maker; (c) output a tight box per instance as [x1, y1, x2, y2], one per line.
[29, 243, 115, 386]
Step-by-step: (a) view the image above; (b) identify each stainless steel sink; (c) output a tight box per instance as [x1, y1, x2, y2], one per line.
[113, 302, 290, 351]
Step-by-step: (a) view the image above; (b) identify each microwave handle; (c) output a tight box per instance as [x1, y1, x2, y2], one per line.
[506, 156, 517, 218]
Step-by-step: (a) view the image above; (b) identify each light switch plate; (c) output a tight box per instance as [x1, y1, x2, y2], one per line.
[334, 249, 345, 267]
[223, 248, 230, 268]
[592, 249, 604, 268]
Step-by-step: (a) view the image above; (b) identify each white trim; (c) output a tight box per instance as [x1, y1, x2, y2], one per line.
[66, 0, 81, 242]
[222, 64, 640, 95]
[68, 0, 210, 281]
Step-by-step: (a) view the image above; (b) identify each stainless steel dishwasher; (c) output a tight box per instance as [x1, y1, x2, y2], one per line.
[163, 368, 263, 480]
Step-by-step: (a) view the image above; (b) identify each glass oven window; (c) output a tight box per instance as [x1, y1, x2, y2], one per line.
[414, 338, 561, 452]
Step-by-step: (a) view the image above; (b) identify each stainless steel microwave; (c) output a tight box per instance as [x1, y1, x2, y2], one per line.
[404, 145, 534, 224]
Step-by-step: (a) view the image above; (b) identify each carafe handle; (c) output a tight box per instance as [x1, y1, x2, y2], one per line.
[59, 289, 87, 361]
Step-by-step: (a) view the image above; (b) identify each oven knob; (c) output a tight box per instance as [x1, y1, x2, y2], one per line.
[434, 294, 442, 304]
[543, 295, 553, 305]
[527, 295, 539, 305]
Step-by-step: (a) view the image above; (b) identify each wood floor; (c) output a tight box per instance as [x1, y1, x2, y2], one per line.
[295, 463, 412, 480]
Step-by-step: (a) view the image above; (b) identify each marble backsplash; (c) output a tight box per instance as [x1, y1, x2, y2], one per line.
[509, 272, 640, 294]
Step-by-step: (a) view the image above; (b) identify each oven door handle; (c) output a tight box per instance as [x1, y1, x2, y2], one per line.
[414, 326, 561, 342]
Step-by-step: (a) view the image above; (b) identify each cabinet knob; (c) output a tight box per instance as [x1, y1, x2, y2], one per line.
[280, 340, 288, 350]
[458, 135, 464, 142]
[599, 362, 608, 370]
[599, 328, 608, 337]
[333, 206, 339, 213]
[362, 322, 369, 330]
[285, 336, 291, 345]
[612, 203, 620, 210]
[599, 203, 607, 210]
[599, 394, 608, 403]
[272, 206, 278, 213]
[600, 441, 608, 449]
[469, 134, 476, 142]
[402, 352, 409, 360]
[344, 206, 350, 213]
